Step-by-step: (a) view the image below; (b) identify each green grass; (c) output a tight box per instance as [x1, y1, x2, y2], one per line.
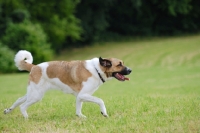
[1, 35, 200, 132]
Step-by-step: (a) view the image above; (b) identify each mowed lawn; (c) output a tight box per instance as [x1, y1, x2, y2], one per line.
[0, 35, 200, 133]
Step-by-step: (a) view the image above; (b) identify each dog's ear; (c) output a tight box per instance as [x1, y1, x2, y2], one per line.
[99, 57, 112, 67]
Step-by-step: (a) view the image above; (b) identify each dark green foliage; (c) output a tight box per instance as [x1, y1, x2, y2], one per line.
[0, 0, 200, 52]
[1, 21, 53, 64]
[23, 0, 82, 51]
[0, 0, 26, 36]
[76, 0, 200, 42]
[11, 9, 30, 23]
[76, 0, 111, 44]
[0, 0, 82, 52]
[106, 0, 199, 37]
[0, 43, 16, 73]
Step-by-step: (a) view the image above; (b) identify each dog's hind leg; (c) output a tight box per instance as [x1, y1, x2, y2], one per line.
[4, 95, 27, 114]
[20, 86, 45, 119]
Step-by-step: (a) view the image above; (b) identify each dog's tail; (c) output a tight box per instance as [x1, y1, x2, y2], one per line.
[14, 50, 34, 72]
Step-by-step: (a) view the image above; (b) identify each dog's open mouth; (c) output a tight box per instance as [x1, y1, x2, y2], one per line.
[113, 73, 130, 81]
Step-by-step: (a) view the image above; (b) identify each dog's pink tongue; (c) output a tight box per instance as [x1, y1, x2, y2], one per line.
[116, 73, 130, 81]
[125, 77, 130, 81]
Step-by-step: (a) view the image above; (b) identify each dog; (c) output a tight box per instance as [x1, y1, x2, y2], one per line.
[4, 50, 131, 118]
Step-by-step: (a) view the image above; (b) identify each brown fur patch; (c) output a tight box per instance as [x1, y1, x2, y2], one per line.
[46, 61, 92, 92]
[29, 66, 42, 84]
[20, 60, 34, 72]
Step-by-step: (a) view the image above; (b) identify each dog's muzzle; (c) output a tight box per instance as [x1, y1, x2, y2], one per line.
[112, 67, 132, 81]
[120, 67, 132, 75]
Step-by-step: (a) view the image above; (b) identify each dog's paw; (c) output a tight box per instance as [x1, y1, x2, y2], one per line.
[4, 108, 11, 114]
[101, 112, 109, 117]
[76, 114, 87, 118]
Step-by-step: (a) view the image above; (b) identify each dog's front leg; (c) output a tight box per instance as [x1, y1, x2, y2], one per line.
[75, 98, 86, 118]
[76, 93, 108, 117]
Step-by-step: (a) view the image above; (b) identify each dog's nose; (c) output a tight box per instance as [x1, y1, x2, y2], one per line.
[122, 67, 132, 75]
[126, 67, 132, 74]
[128, 69, 132, 73]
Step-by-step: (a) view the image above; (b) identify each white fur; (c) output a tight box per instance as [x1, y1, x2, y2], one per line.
[14, 50, 33, 70]
[4, 52, 110, 118]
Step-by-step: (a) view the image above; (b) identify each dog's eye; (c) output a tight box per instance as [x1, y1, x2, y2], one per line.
[117, 62, 122, 67]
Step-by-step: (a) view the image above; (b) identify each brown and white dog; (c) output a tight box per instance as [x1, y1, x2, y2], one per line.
[4, 50, 131, 118]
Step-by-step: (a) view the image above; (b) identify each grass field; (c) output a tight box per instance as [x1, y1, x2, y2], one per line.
[1, 35, 200, 133]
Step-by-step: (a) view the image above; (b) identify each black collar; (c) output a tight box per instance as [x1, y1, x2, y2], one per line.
[95, 68, 105, 83]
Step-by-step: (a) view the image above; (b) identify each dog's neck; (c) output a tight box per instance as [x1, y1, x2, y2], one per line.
[91, 58, 106, 83]
[95, 68, 105, 83]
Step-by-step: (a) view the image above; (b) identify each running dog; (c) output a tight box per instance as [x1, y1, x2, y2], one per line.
[4, 50, 131, 118]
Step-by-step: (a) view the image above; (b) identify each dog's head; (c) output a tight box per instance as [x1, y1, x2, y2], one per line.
[99, 57, 132, 81]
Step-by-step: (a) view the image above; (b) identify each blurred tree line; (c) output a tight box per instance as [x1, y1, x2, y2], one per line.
[0, 0, 200, 73]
